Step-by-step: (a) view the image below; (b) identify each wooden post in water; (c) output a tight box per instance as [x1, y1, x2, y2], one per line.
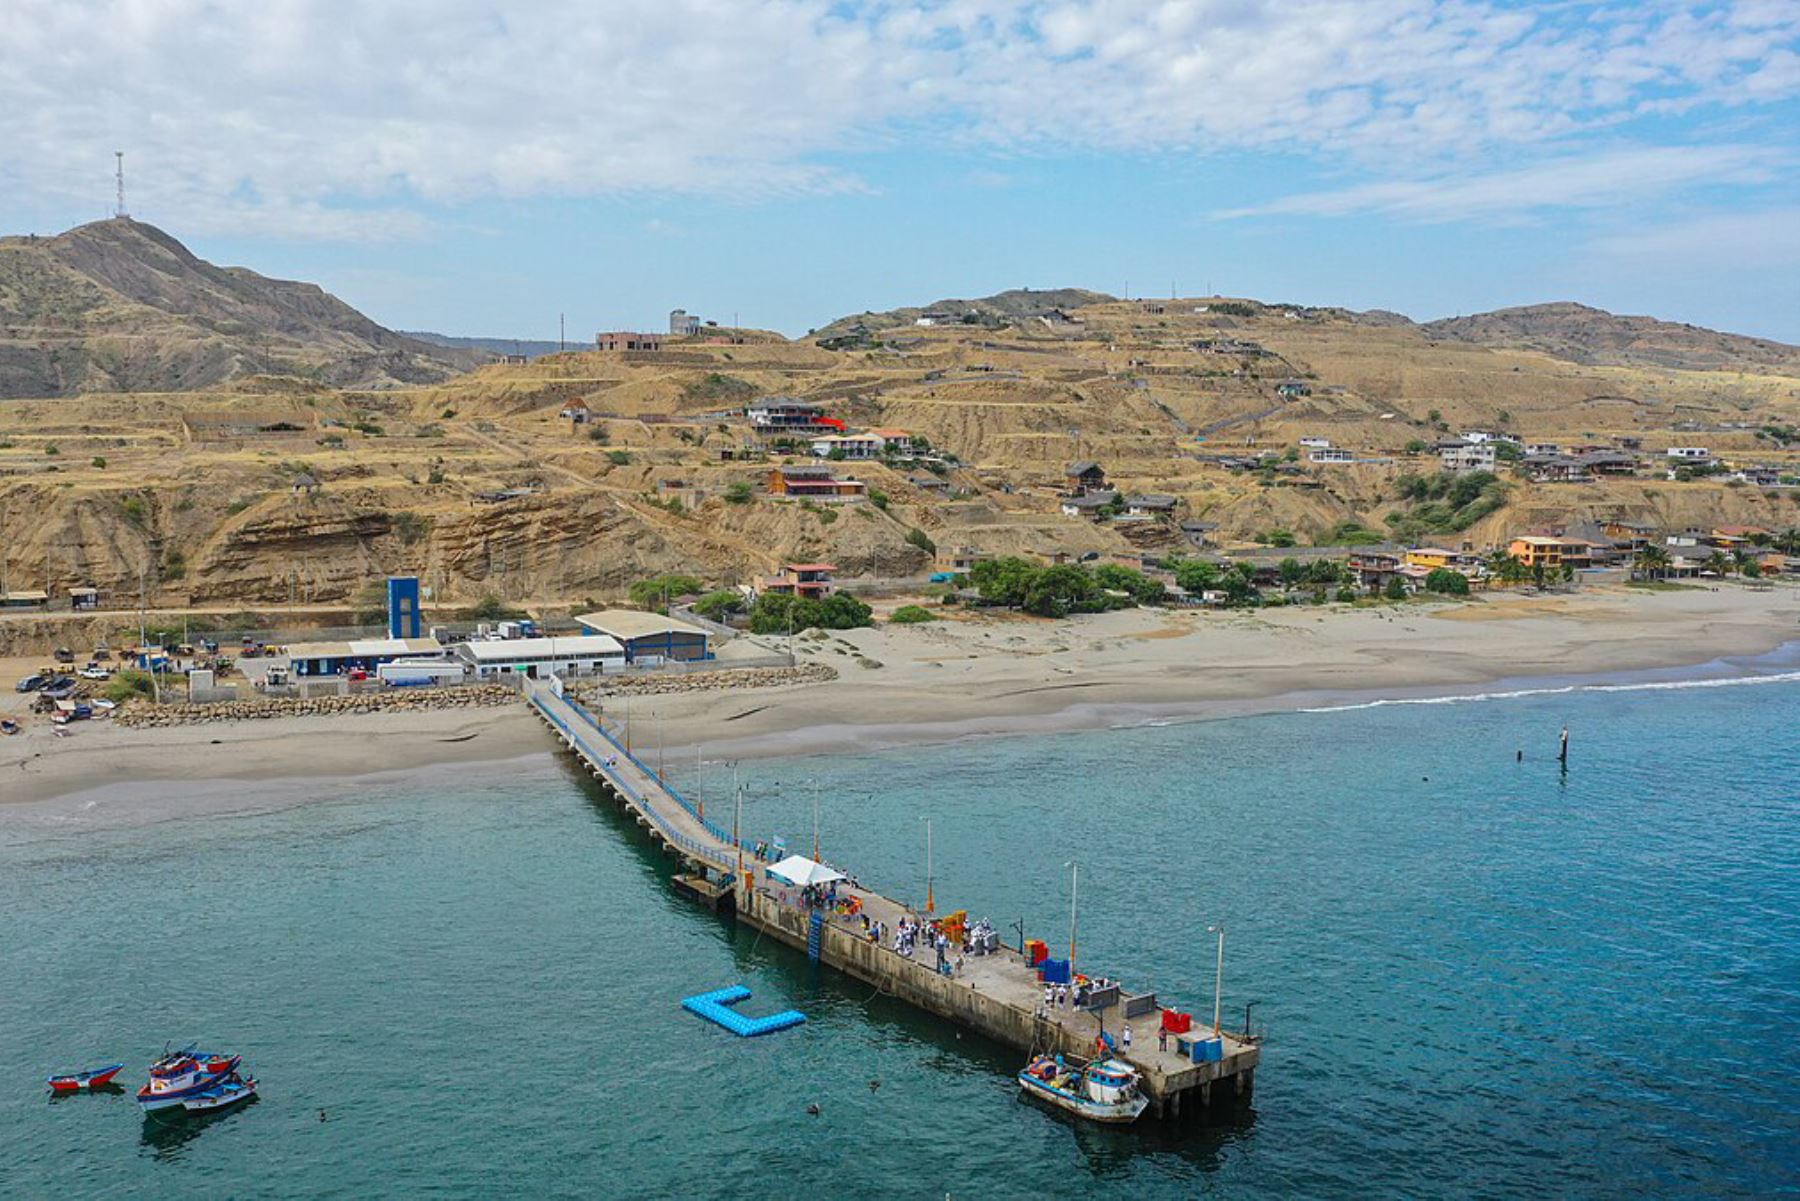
[1559, 726, 1570, 769]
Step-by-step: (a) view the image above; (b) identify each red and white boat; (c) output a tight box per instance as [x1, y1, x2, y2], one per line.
[137, 1045, 240, 1111]
[47, 1063, 124, 1093]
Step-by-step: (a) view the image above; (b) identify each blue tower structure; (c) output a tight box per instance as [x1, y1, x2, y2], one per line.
[387, 575, 423, 639]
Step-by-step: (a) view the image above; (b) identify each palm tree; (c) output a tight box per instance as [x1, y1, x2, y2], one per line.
[1732, 548, 1754, 576]
[1635, 544, 1671, 580]
[1776, 528, 1800, 556]
[1704, 550, 1733, 579]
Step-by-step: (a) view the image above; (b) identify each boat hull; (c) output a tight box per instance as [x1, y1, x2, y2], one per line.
[1017, 1071, 1150, 1124]
[137, 1056, 239, 1110]
[48, 1064, 124, 1093]
[182, 1078, 256, 1113]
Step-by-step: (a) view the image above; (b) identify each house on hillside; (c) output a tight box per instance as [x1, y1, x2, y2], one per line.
[1060, 491, 1118, 519]
[559, 400, 591, 424]
[1065, 461, 1108, 493]
[595, 331, 662, 351]
[766, 464, 867, 499]
[1439, 441, 1497, 473]
[747, 399, 837, 436]
[1308, 448, 1355, 463]
[293, 472, 320, 496]
[762, 563, 837, 600]
[809, 433, 884, 459]
[1123, 493, 1178, 517]
[1275, 379, 1312, 398]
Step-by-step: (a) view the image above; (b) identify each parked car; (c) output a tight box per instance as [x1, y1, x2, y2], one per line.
[40, 679, 79, 700]
[14, 674, 48, 693]
[78, 665, 112, 680]
[52, 646, 75, 663]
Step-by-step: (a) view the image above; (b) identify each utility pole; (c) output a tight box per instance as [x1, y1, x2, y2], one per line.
[921, 815, 934, 913]
[559, 313, 566, 353]
[115, 151, 127, 218]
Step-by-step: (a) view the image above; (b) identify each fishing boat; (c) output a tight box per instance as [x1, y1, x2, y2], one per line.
[182, 1073, 257, 1113]
[1017, 1053, 1149, 1124]
[136, 1045, 240, 1111]
[47, 1063, 125, 1093]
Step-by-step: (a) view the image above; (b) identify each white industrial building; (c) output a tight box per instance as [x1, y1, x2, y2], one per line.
[453, 635, 626, 681]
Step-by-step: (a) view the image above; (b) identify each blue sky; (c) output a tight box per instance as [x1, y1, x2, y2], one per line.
[3, 1, 1798, 342]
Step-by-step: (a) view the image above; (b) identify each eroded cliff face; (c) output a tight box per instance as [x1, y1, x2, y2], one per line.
[0, 476, 936, 606]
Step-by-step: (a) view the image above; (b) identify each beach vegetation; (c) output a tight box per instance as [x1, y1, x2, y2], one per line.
[1092, 563, 1167, 604]
[748, 591, 873, 634]
[465, 595, 526, 621]
[967, 556, 1133, 617]
[629, 574, 705, 611]
[105, 669, 156, 703]
[889, 604, 939, 624]
[1383, 576, 1409, 600]
[1169, 557, 1221, 594]
[1424, 567, 1471, 595]
[1336, 584, 1358, 603]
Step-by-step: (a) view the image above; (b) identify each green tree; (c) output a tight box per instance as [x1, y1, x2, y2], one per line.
[607, 449, 632, 466]
[1170, 557, 1222, 595]
[1704, 550, 1733, 578]
[1277, 558, 1306, 589]
[1336, 584, 1358, 603]
[1383, 576, 1408, 601]
[905, 527, 937, 555]
[629, 574, 705, 611]
[1424, 567, 1470, 595]
[1020, 564, 1102, 617]
[1093, 564, 1165, 605]
[1634, 544, 1670, 580]
[466, 595, 525, 621]
[723, 482, 753, 504]
[692, 590, 745, 621]
[969, 556, 1039, 606]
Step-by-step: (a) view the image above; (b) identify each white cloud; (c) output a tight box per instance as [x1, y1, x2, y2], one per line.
[1210, 145, 1791, 222]
[1590, 206, 1800, 267]
[0, 0, 1795, 238]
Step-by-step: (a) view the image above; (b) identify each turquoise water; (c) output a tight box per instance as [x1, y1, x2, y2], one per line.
[3, 670, 1799, 1197]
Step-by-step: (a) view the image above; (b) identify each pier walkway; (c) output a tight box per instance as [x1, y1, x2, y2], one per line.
[524, 678, 1258, 1120]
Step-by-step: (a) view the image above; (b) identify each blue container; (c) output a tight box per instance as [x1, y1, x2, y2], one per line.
[1038, 958, 1071, 985]
[1192, 1036, 1223, 1063]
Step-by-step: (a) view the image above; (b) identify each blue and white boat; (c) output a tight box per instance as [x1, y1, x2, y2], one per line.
[136, 1045, 240, 1111]
[1018, 1053, 1149, 1124]
[182, 1073, 257, 1113]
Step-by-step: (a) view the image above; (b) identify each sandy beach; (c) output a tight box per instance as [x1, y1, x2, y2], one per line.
[5, 582, 1797, 813]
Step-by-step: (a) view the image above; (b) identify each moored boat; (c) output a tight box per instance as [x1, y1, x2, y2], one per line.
[47, 1063, 125, 1093]
[137, 1045, 240, 1111]
[1017, 1053, 1149, 1124]
[182, 1073, 257, 1113]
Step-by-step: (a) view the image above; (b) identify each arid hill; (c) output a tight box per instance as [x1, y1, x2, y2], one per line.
[0, 218, 483, 398]
[813, 287, 1113, 341]
[1419, 302, 1800, 375]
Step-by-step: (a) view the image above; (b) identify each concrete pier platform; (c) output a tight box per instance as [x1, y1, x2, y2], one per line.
[525, 678, 1258, 1119]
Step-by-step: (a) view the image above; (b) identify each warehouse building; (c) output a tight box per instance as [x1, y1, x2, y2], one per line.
[572, 610, 713, 662]
[452, 635, 626, 681]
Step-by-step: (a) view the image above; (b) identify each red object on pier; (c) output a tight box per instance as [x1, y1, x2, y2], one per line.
[1161, 1009, 1192, 1034]
[1026, 940, 1048, 966]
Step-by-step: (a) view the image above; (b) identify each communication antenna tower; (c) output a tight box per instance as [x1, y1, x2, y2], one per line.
[114, 151, 128, 218]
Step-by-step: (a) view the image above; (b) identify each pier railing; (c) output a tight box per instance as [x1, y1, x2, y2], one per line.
[525, 683, 732, 867]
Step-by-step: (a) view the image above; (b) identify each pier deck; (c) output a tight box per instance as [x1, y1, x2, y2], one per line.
[526, 679, 1257, 1119]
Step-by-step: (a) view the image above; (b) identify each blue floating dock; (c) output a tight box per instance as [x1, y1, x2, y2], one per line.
[681, 985, 807, 1037]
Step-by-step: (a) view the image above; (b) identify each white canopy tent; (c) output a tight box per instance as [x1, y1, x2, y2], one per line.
[766, 855, 846, 888]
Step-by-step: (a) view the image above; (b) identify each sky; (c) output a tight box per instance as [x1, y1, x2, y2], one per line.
[2, 0, 1798, 342]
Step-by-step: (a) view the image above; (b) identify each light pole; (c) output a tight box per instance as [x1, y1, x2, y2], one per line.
[695, 744, 704, 821]
[1067, 861, 1079, 984]
[734, 782, 746, 891]
[810, 778, 820, 863]
[1209, 923, 1226, 1036]
[921, 815, 934, 913]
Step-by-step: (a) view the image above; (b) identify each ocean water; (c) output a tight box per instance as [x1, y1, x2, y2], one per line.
[2, 669, 1798, 1198]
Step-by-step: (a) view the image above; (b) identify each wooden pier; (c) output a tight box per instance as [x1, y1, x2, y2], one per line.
[525, 679, 1258, 1120]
